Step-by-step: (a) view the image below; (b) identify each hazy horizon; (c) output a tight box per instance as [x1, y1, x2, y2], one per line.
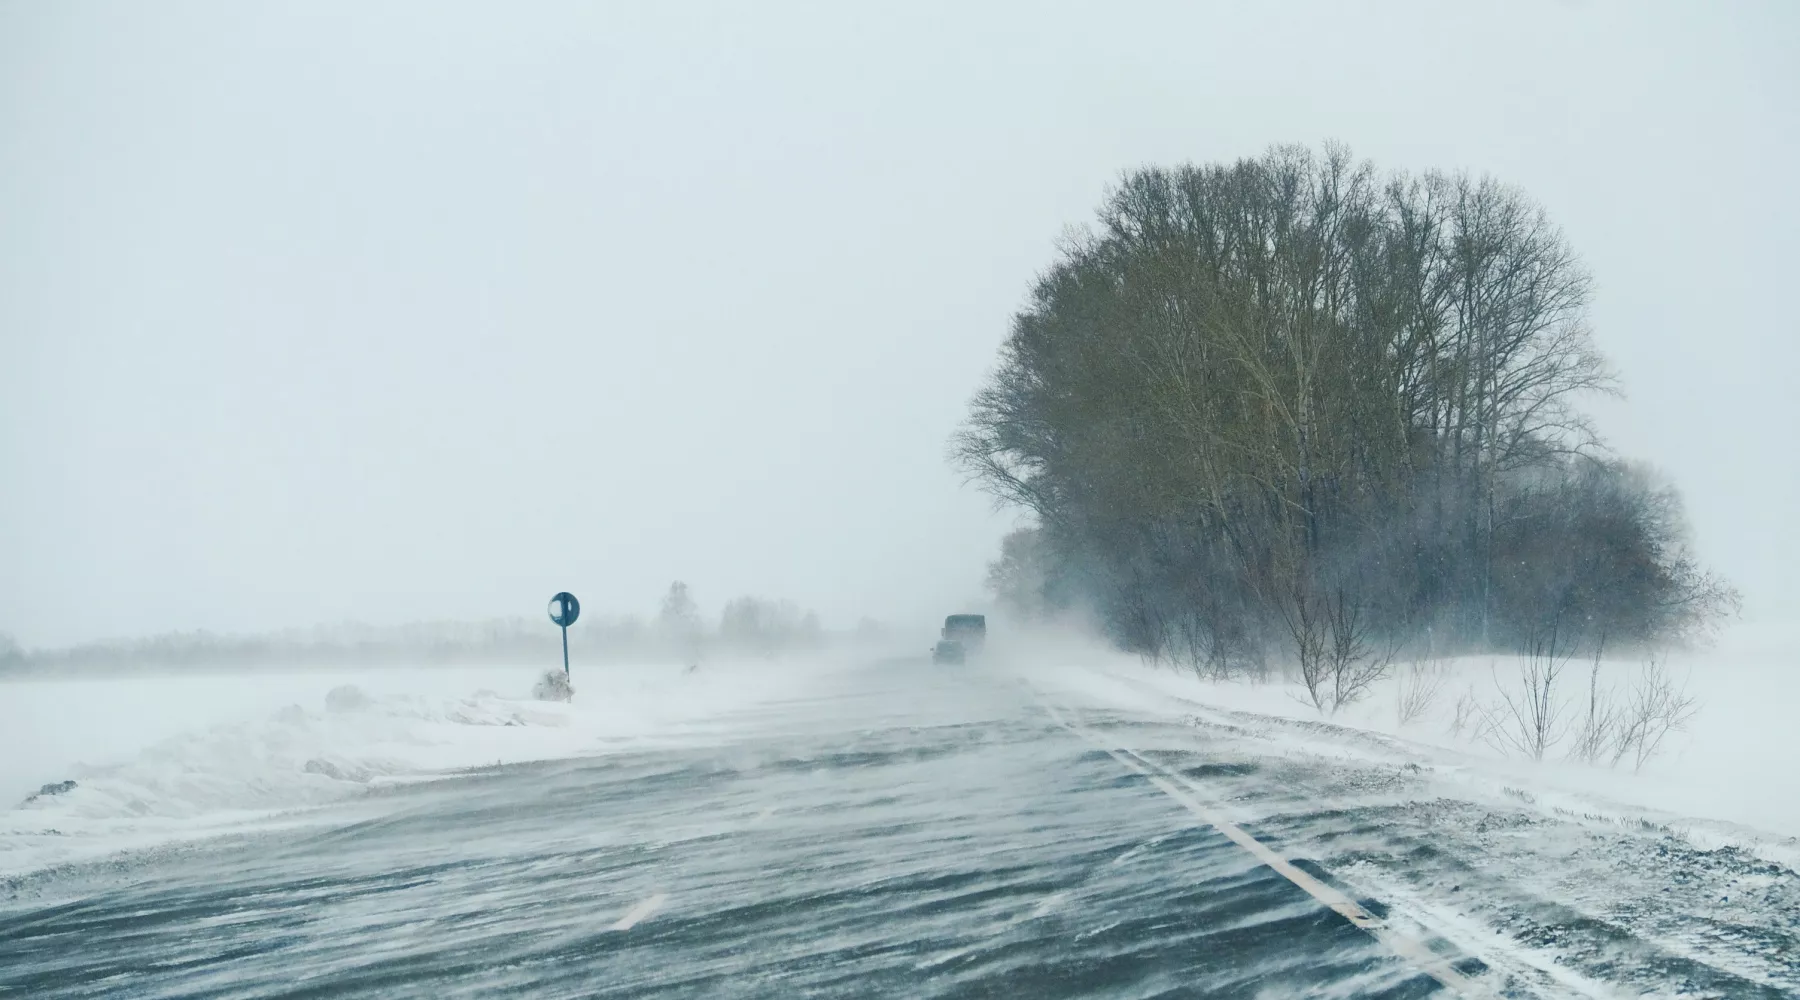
[5, 1, 1797, 648]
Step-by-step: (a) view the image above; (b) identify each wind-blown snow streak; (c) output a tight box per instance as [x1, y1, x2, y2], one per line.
[1033, 693, 1489, 997]
[1021, 654, 1800, 996]
[0, 661, 1444, 999]
[610, 893, 668, 931]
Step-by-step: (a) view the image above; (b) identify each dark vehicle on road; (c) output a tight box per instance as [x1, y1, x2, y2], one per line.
[931, 639, 965, 665]
[941, 614, 986, 653]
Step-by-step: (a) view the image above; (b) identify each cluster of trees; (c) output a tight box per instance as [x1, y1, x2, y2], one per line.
[0, 583, 839, 677]
[654, 581, 826, 663]
[962, 145, 1734, 681]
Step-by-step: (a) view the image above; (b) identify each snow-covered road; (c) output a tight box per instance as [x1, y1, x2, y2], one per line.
[2, 658, 1795, 998]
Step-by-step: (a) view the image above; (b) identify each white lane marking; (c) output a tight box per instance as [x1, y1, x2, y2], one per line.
[609, 893, 668, 931]
[1035, 695, 1490, 998]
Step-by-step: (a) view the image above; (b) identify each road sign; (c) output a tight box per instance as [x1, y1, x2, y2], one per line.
[548, 592, 580, 628]
[548, 591, 580, 680]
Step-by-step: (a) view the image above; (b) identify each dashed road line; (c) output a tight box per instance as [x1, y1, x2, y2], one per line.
[1033, 694, 1490, 997]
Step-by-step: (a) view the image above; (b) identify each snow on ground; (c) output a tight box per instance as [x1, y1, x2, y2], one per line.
[0, 657, 844, 878]
[1006, 621, 1800, 996]
[1015, 618, 1800, 868]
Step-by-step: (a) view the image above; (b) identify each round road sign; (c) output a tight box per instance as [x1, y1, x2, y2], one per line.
[548, 592, 580, 628]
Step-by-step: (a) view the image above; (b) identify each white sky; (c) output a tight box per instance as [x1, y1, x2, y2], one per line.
[2, 1, 1795, 648]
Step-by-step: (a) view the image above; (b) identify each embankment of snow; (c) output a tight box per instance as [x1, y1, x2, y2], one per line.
[1012, 621, 1800, 868]
[0, 658, 839, 878]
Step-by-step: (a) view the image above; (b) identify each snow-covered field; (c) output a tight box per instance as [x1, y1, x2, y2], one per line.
[0, 658, 846, 878]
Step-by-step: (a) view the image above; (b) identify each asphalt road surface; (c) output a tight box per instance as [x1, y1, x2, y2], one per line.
[2, 660, 1791, 998]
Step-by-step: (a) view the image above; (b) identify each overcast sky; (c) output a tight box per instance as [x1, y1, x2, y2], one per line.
[2, 1, 1795, 648]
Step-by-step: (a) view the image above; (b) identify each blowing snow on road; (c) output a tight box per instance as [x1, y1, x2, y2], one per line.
[3, 657, 1794, 999]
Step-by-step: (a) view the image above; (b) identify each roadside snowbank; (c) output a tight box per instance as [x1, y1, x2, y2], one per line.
[0, 658, 840, 877]
[1016, 621, 1800, 867]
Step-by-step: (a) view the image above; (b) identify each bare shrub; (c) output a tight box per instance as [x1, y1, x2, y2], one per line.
[1449, 686, 1484, 740]
[533, 669, 573, 703]
[1285, 587, 1330, 712]
[1168, 608, 1234, 682]
[1328, 593, 1395, 710]
[1287, 586, 1393, 715]
[1557, 654, 1699, 770]
[1613, 658, 1698, 771]
[1457, 639, 1698, 770]
[325, 684, 372, 713]
[1567, 649, 1623, 764]
[1396, 658, 1449, 727]
[1480, 631, 1573, 760]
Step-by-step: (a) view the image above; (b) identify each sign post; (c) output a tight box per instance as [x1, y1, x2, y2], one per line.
[547, 591, 580, 680]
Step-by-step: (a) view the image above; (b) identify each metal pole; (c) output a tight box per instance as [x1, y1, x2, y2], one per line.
[561, 624, 570, 678]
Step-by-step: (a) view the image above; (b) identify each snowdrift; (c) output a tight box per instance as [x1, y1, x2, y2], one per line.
[0, 659, 837, 878]
[1016, 622, 1800, 869]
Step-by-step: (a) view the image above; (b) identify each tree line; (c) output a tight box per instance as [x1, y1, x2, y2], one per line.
[960, 144, 1735, 683]
[0, 583, 851, 677]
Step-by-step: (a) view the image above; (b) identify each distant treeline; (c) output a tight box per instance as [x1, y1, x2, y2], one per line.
[0, 584, 888, 677]
[960, 144, 1735, 678]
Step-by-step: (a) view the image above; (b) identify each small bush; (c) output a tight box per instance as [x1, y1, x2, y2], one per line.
[1449, 687, 1484, 740]
[325, 684, 372, 713]
[1614, 658, 1697, 771]
[1478, 637, 1574, 760]
[1396, 658, 1449, 727]
[533, 669, 573, 702]
[1454, 651, 1699, 771]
